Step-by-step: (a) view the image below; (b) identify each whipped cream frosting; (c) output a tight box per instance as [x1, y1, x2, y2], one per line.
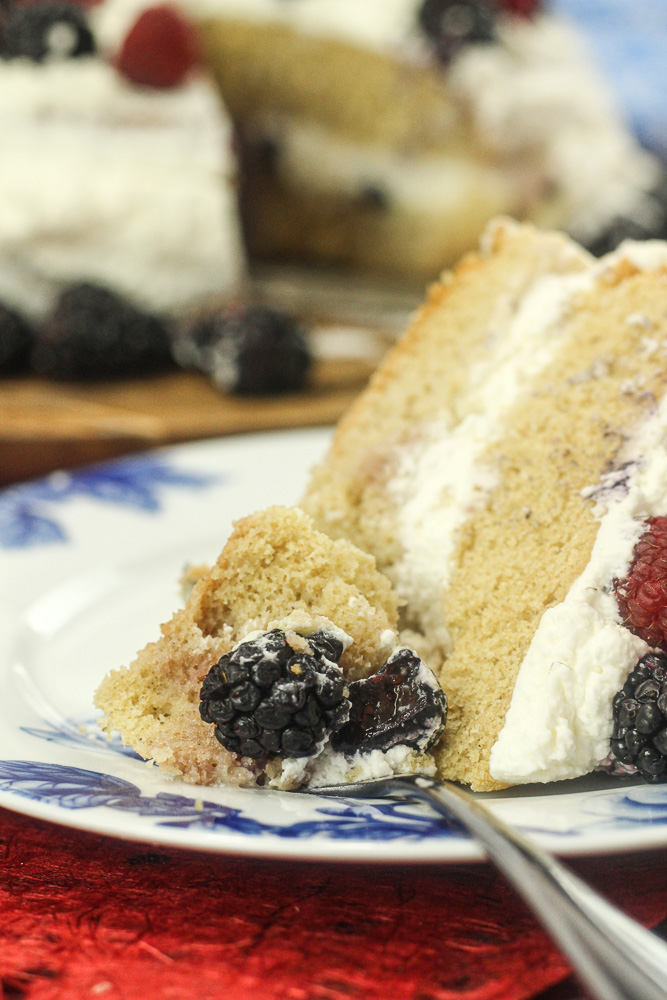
[0, 0, 244, 319]
[449, 15, 661, 241]
[247, 115, 517, 216]
[274, 743, 435, 791]
[185, 0, 430, 61]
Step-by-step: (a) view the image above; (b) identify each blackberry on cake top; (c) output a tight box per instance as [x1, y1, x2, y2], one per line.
[419, 0, 497, 63]
[0, 0, 95, 62]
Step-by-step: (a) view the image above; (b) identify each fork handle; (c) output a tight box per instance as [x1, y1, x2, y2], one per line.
[393, 775, 667, 1000]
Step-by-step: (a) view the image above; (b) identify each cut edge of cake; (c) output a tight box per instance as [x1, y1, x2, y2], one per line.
[95, 505, 401, 787]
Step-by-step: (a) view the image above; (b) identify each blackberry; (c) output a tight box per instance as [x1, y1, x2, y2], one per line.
[0, 303, 33, 375]
[359, 184, 390, 212]
[609, 653, 667, 783]
[418, 0, 497, 65]
[31, 283, 173, 380]
[332, 648, 447, 755]
[184, 307, 311, 396]
[199, 628, 350, 760]
[0, 1, 95, 62]
[586, 170, 667, 257]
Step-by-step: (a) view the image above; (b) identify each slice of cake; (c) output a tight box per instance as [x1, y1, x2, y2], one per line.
[95, 506, 445, 789]
[0, 0, 244, 323]
[189, 0, 665, 277]
[303, 217, 667, 790]
[98, 220, 667, 794]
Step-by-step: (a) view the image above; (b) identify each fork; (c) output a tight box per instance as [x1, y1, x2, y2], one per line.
[309, 773, 667, 1000]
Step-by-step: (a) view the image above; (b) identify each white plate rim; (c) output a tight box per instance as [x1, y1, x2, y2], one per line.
[1, 428, 667, 863]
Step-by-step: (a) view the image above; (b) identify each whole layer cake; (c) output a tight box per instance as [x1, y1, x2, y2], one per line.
[0, 0, 245, 322]
[186, 0, 664, 277]
[97, 219, 667, 793]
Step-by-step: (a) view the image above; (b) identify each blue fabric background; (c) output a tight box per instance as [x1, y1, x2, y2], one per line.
[551, 0, 667, 157]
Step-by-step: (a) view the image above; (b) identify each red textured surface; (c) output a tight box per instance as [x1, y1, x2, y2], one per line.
[1, 808, 666, 1000]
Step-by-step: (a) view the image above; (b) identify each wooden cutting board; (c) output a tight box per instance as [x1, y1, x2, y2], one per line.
[0, 267, 422, 485]
[0, 356, 374, 485]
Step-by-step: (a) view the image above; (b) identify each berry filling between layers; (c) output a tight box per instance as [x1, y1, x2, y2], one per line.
[199, 624, 448, 791]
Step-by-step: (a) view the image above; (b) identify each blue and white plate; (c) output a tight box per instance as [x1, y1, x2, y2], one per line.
[1, 428, 667, 862]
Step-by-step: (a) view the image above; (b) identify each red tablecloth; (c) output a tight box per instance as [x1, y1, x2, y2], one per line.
[1, 807, 666, 1000]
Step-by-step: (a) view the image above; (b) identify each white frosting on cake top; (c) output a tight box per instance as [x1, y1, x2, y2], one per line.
[449, 15, 661, 241]
[0, 0, 244, 319]
[184, 0, 430, 59]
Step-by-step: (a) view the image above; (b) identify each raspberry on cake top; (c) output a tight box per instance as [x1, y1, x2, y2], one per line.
[0, 0, 245, 322]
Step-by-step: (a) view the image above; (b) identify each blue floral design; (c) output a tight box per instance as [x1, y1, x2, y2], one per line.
[13, 718, 667, 845]
[0, 455, 219, 549]
[0, 761, 459, 840]
[581, 786, 667, 827]
[21, 719, 143, 760]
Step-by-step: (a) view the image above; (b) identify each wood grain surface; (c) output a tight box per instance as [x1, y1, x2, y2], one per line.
[0, 264, 422, 486]
[0, 357, 374, 485]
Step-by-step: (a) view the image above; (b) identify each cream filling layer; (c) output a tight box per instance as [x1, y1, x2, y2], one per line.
[387, 260, 594, 646]
[248, 115, 520, 217]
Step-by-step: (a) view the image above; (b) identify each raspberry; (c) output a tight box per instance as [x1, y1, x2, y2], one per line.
[31, 282, 173, 380]
[331, 648, 447, 755]
[492, 0, 540, 17]
[608, 653, 667, 783]
[116, 4, 199, 89]
[615, 517, 667, 651]
[199, 629, 350, 760]
[0, 0, 95, 62]
[418, 0, 497, 65]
